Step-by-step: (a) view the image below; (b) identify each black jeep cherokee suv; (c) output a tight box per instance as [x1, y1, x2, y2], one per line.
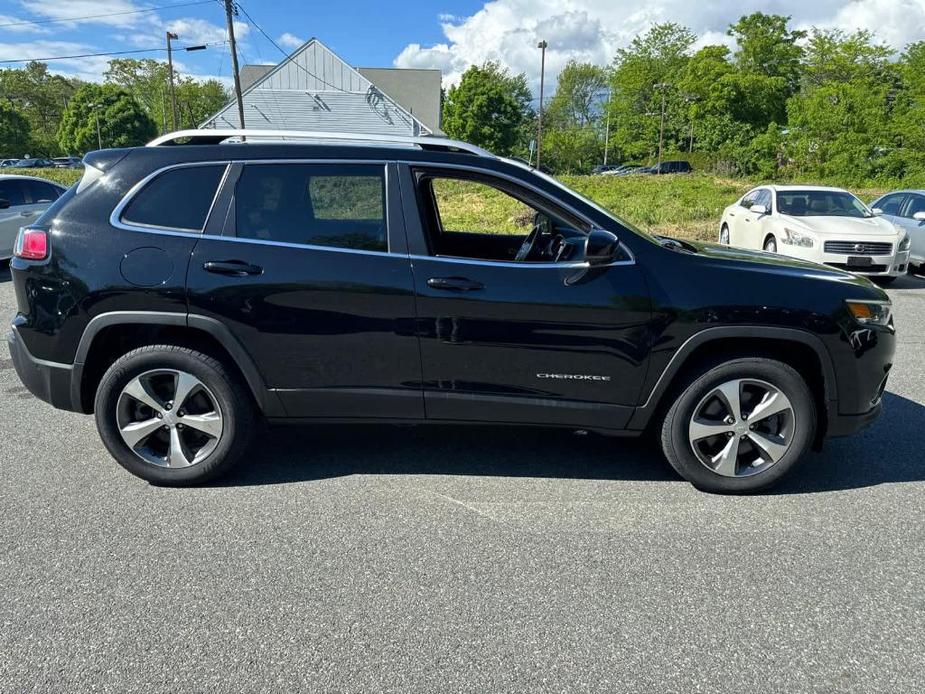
[7, 130, 894, 493]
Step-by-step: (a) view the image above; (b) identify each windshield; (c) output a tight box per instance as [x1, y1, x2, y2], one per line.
[777, 190, 873, 218]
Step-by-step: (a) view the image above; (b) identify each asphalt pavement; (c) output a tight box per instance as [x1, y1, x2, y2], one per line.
[1, 264, 923, 693]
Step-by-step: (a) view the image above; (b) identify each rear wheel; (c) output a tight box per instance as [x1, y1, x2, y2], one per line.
[94, 345, 255, 485]
[660, 358, 815, 493]
[763, 236, 778, 253]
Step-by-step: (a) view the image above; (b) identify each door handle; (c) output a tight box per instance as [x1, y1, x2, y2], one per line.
[427, 276, 484, 291]
[203, 260, 264, 277]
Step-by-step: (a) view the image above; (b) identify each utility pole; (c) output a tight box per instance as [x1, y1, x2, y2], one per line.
[536, 40, 547, 169]
[603, 109, 610, 166]
[224, 0, 246, 128]
[655, 83, 669, 168]
[166, 31, 179, 131]
[88, 104, 102, 150]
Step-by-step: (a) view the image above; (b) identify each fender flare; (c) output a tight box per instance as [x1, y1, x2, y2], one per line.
[70, 310, 282, 416]
[627, 325, 838, 430]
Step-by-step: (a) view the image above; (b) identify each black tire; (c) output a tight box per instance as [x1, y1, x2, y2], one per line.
[660, 358, 815, 494]
[763, 236, 777, 253]
[94, 345, 255, 485]
[719, 224, 730, 245]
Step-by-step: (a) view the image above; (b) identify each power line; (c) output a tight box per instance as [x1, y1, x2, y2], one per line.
[0, 1, 214, 29]
[0, 42, 227, 65]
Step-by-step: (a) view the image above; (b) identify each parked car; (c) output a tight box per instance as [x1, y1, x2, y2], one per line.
[10, 158, 54, 169]
[52, 156, 84, 169]
[7, 129, 894, 493]
[869, 190, 925, 274]
[0, 175, 67, 260]
[0, 159, 20, 168]
[593, 164, 621, 175]
[601, 164, 643, 176]
[641, 160, 693, 175]
[719, 185, 911, 284]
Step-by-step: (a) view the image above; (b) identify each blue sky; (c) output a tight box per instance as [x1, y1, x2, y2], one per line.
[1, 0, 923, 94]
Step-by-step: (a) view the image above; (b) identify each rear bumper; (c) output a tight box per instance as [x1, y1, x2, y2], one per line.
[6, 326, 77, 411]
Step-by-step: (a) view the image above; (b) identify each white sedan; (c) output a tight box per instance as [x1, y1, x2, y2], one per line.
[0, 175, 67, 260]
[718, 185, 911, 283]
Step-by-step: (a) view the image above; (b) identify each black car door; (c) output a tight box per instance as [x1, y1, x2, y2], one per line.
[186, 160, 423, 420]
[399, 164, 652, 431]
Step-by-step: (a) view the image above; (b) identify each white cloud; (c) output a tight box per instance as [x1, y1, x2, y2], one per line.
[277, 32, 304, 50]
[0, 39, 111, 81]
[165, 17, 249, 47]
[17, 0, 148, 29]
[395, 0, 925, 92]
[0, 13, 51, 33]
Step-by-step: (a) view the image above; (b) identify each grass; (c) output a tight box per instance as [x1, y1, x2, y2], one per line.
[22, 168, 891, 244]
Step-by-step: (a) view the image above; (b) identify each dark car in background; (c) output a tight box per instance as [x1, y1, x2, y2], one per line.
[52, 156, 84, 169]
[640, 160, 693, 175]
[7, 130, 894, 494]
[10, 158, 55, 169]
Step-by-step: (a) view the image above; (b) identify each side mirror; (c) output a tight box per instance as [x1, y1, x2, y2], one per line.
[0, 198, 10, 210]
[585, 228, 620, 266]
[913, 211, 925, 222]
[871, 207, 884, 216]
[750, 204, 768, 216]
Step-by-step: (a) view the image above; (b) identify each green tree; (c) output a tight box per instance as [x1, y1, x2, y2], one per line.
[0, 102, 32, 157]
[58, 84, 157, 153]
[105, 58, 229, 132]
[608, 23, 697, 160]
[543, 61, 608, 172]
[442, 62, 532, 155]
[0, 62, 81, 155]
[728, 13, 805, 93]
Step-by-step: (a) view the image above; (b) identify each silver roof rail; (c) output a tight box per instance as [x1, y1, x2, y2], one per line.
[146, 129, 494, 157]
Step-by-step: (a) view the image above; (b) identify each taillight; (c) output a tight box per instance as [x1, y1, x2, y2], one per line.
[14, 227, 48, 260]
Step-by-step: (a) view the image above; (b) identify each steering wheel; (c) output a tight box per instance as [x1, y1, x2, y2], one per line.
[514, 223, 541, 262]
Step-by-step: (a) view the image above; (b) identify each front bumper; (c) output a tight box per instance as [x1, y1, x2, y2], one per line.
[822, 249, 910, 276]
[827, 400, 883, 437]
[7, 326, 76, 411]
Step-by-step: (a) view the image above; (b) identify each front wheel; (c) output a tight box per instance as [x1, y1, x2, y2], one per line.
[660, 358, 816, 493]
[763, 236, 778, 253]
[94, 345, 255, 485]
[719, 224, 730, 245]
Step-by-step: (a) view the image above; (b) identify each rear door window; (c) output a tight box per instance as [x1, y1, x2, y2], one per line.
[0, 179, 26, 207]
[234, 164, 387, 252]
[121, 165, 226, 232]
[22, 180, 63, 204]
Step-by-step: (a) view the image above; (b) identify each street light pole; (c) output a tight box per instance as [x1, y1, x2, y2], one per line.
[88, 103, 102, 149]
[166, 31, 179, 131]
[536, 40, 547, 169]
[224, 0, 246, 129]
[654, 83, 669, 168]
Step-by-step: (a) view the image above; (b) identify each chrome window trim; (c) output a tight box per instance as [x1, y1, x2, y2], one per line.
[110, 161, 231, 235]
[108, 157, 635, 267]
[398, 159, 636, 267]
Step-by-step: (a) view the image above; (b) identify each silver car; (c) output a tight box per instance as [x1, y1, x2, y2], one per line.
[871, 190, 925, 272]
[0, 175, 67, 260]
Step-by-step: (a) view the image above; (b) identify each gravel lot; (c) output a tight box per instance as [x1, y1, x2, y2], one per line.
[2, 264, 924, 693]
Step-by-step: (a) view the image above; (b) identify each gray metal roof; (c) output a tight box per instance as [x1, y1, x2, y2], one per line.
[202, 39, 433, 137]
[358, 67, 443, 135]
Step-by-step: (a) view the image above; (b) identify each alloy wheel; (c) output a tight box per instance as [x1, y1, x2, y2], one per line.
[687, 378, 795, 478]
[116, 369, 224, 468]
[719, 226, 729, 245]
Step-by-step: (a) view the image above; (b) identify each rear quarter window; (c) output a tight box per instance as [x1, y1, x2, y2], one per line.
[121, 165, 226, 232]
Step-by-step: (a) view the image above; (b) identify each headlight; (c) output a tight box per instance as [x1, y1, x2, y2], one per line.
[782, 227, 815, 248]
[846, 300, 892, 326]
[899, 233, 911, 252]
